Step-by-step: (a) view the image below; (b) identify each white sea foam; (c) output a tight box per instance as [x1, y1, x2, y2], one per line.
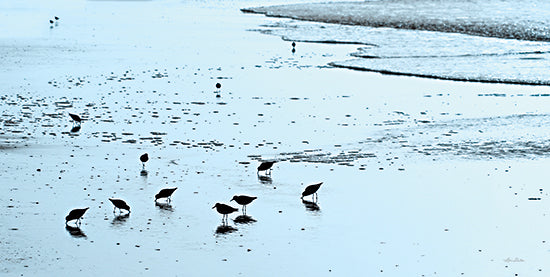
[244, 0, 550, 85]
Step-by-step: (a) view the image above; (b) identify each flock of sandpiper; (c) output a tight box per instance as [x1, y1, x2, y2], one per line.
[64, 113, 323, 228]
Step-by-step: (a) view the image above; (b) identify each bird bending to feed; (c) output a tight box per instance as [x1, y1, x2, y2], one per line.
[212, 203, 239, 222]
[301, 182, 323, 201]
[231, 195, 257, 214]
[140, 153, 149, 169]
[257, 161, 276, 175]
[69, 113, 81, 125]
[109, 198, 131, 214]
[155, 187, 177, 202]
[65, 207, 89, 225]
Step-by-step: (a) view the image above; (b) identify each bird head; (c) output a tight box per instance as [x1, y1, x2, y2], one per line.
[230, 196, 236, 202]
[212, 203, 220, 209]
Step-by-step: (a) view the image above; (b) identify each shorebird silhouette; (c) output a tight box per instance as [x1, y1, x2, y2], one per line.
[69, 113, 81, 125]
[65, 207, 89, 226]
[109, 198, 131, 214]
[301, 182, 323, 201]
[212, 203, 238, 223]
[155, 187, 177, 202]
[231, 195, 257, 214]
[140, 153, 148, 169]
[257, 161, 276, 175]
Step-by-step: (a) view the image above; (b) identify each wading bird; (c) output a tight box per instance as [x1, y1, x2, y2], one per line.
[65, 207, 89, 226]
[109, 198, 131, 214]
[301, 182, 323, 201]
[155, 187, 177, 202]
[231, 195, 257, 214]
[69, 113, 81, 125]
[140, 153, 149, 169]
[257, 161, 276, 175]
[212, 203, 238, 223]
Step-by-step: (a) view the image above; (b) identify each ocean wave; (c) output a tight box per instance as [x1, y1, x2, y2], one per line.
[243, 0, 550, 42]
[243, 0, 550, 85]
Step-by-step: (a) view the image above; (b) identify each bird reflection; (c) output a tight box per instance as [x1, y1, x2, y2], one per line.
[215, 224, 238, 235]
[233, 214, 257, 225]
[70, 125, 81, 133]
[65, 225, 87, 238]
[258, 175, 272, 184]
[155, 202, 174, 211]
[140, 169, 148, 176]
[112, 213, 130, 225]
[302, 199, 321, 212]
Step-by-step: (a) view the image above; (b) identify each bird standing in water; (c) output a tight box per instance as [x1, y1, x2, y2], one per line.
[109, 198, 131, 214]
[69, 113, 81, 125]
[155, 187, 177, 202]
[65, 207, 89, 225]
[212, 203, 239, 223]
[231, 195, 257, 214]
[257, 161, 276, 175]
[301, 182, 323, 201]
[140, 153, 149, 169]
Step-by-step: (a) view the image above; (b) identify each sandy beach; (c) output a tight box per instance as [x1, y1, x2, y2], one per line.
[2, 0, 550, 276]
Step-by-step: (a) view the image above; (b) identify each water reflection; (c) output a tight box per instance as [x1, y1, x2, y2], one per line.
[112, 213, 130, 225]
[140, 169, 148, 177]
[70, 125, 81, 133]
[233, 214, 257, 224]
[215, 224, 238, 235]
[302, 199, 321, 212]
[65, 225, 87, 238]
[155, 202, 174, 212]
[258, 175, 272, 184]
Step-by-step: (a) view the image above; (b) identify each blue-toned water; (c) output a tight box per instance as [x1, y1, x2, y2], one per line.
[243, 0, 550, 85]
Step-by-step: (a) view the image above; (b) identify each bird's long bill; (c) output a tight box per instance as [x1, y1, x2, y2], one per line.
[212, 205, 216, 209]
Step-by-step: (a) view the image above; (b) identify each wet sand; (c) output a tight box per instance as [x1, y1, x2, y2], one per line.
[2, 0, 550, 276]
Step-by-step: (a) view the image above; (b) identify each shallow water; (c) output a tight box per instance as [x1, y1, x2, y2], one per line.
[2, 0, 550, 276]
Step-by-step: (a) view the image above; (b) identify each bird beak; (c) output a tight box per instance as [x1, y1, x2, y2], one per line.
[212, 205, 215, 209]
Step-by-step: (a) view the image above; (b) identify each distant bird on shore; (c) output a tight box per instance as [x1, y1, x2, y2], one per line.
[65, 207, 89, 225]
[55, 16, 59, 20]
[49, 19, 54, 24]
[212, 203, 239, 222]
[257, 161, 276, 175]
[69, 113, 81, 125]
[140, 153, 149, 169]
[109, 198, 131, 214]
[155, 187, 177, 202]
[231, 195, 257, 214]
[301, 182, 323, 201]
[215, 83, 221, 98]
